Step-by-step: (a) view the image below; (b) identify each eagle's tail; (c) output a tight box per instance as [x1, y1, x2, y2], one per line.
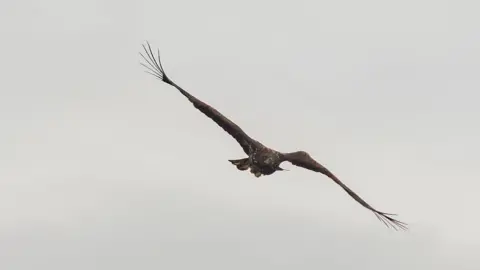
[229, 158, 250, 171]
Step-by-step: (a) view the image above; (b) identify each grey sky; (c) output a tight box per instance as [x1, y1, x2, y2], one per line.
[1, 0, 479, 269]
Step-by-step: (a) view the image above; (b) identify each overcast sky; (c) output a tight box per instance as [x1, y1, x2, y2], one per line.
[1, 0, 479, 269]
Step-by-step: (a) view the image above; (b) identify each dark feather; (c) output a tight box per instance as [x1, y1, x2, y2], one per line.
[284, 151, 408, 230]
[139, 41, 262, 155]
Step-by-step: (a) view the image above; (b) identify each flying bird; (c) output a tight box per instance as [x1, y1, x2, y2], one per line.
[139, 41, 407, 230]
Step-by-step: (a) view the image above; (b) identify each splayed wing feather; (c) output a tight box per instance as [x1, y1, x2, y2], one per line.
[284, 152, 408, 230]
[139, 41, 261, 155]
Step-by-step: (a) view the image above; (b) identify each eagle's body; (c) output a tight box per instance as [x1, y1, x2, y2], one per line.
[140, 42, 407, 230]
[230, 147, 284, 177]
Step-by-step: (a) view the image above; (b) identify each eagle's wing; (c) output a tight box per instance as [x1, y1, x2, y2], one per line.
[140, 42, 262, 155]
[284, 151, 407, 230]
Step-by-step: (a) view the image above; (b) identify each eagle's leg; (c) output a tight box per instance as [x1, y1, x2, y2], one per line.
[228, 158, 250, 171]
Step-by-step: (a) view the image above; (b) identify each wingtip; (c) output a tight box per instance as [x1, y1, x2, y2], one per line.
[139, 41, 172, 84]
[374, 212, 408, 231]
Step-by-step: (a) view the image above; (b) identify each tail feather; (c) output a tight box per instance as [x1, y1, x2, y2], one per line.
[229, 158, 250, 171]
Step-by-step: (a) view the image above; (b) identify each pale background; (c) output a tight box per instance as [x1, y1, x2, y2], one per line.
[1, 0, 479, 269]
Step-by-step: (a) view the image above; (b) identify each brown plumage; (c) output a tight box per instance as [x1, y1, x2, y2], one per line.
[140, 41, 407, 231]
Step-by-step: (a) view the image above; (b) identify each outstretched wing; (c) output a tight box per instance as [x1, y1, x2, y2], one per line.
[139, 41, 262, 155]
[284, 151, 407, 230]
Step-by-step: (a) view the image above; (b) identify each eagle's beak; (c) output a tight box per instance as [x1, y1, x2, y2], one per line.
[278, 167, 289, 171]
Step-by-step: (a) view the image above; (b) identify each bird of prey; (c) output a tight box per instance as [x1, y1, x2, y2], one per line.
[139, 41, 407, 230]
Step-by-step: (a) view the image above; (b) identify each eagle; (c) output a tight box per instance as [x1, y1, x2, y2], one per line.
[140, 41, 407, 230]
